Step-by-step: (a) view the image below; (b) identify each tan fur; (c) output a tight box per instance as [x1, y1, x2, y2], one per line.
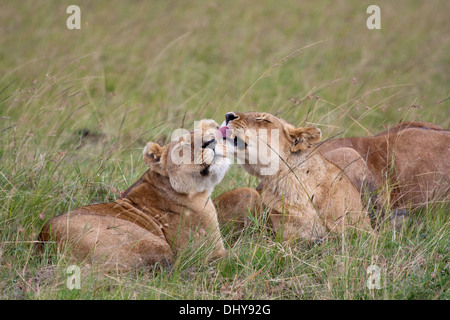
[38, 120, 230, 271]
[218, 112, 372, 242]
[317, 121, 450, 211]
[213, 187, 262, 231]
[217, 112, 449, 242]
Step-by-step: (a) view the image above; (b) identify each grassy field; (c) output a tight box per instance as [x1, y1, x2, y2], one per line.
[0, 0, 448, 300]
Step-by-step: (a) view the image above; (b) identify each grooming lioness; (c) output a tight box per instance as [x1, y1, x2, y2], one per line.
[217, 112, 449, 242]
[38, 120, 230, 270]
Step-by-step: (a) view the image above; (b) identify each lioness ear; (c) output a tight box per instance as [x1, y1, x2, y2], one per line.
[284, 125, 322, 152]
[143, 142, 167, 175]
[143, 142, 162, 165]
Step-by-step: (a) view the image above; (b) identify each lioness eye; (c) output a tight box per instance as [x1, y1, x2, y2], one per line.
[202, 139, 215, 148]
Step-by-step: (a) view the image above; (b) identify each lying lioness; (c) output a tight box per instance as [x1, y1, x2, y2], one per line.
[317, 121, 450, 213]
[216, 112, 449, 242]
[38, 120, 230, 270]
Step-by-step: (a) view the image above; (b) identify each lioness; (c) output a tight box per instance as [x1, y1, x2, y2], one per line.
[317, 121, 450, 213]
[217, 112, 449, 242]
[38, 120, 230, 270]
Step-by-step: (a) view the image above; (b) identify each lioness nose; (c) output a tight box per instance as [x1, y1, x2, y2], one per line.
[225, 112, 238, 125]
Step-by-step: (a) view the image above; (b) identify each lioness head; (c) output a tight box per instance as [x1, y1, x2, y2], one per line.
[143, 119, 230, 195]
[219, 112, 321, 176]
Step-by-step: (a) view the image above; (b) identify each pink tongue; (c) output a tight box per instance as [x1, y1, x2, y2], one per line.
[219, 126, 230, 138]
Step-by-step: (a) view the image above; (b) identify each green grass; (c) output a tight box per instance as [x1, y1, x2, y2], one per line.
[0, 0, 449, 299]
